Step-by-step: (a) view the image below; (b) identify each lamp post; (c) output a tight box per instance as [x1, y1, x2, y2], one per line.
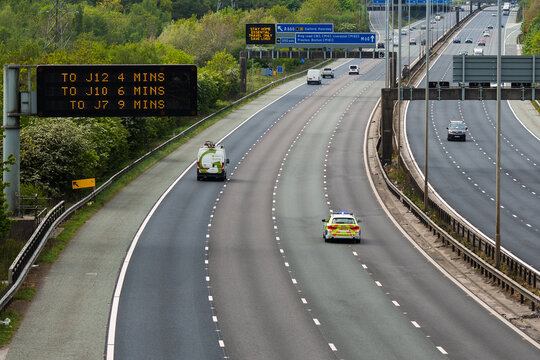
[495, 0, 502, 269]
[424, 0, 431, 211]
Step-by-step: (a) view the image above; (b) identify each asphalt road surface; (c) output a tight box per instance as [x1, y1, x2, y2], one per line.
[405, 8, 540, 269]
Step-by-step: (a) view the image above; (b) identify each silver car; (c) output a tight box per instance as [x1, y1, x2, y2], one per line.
[447, 121, 467, 141]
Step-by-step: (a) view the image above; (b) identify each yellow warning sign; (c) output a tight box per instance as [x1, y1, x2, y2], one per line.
[72, 178, 95, 189]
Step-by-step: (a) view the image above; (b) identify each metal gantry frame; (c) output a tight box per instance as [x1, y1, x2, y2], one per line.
[3, 65, 37, 212]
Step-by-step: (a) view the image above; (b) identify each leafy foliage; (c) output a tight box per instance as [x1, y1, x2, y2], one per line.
[0, 0, 370, 206]
[520, 0, 540, 55]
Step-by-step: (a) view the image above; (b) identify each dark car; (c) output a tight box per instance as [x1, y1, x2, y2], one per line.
[377, 42, 385, 49]
[453, 37, 461, 43]
[465, 37, 473, 43]
[447, 121, 467, 141]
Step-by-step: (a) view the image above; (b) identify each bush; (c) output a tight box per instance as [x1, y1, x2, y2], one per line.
[20, 118, 99, 199]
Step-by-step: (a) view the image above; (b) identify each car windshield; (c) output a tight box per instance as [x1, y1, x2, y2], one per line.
[449, 123, 466, 130]
[333, 218, 355, 224]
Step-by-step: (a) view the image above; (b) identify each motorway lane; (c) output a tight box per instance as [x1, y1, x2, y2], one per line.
[273, 61, 540, 358]
[112, 60, 355, 359]
[405, 8, 540, 268]
[207, 65, 367, 360]
[274, 73, 445, 358]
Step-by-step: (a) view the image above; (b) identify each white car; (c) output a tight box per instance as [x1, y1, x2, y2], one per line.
[321, 67, 334, 78]
[348, 64, 359, 75]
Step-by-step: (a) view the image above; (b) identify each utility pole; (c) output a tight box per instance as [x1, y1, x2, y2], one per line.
[44, 0, 75, 51]
[217, 0, 238, 11]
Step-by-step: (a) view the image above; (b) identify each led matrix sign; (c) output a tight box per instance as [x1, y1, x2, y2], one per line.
[37, 65, 197, 117]
[246, 24, 276, 45]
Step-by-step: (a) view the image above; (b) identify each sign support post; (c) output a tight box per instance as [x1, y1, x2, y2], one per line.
[3, 65, 21, 212]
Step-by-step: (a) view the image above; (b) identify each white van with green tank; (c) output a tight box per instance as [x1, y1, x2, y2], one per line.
[197, 141, 229, 181]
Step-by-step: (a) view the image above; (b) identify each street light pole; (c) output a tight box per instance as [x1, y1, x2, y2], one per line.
[424, 0, 431, 211]
[398, 0, 402, 161]
[495, 0, 502, 269]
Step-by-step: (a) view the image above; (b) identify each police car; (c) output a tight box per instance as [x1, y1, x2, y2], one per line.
[322, 211, 361, 243]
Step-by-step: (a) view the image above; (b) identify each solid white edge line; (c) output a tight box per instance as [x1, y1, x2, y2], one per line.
[106, 77, 311, 360]
[365, 98, 540, 351]
[507, 101, 540, 142]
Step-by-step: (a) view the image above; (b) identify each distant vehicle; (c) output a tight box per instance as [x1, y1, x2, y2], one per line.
[322, 211, 361, 243]
[348, 64, 359, 75]
[420, 24, 426, 30]
[477, 39, 486, 46]
[487, 24, 494, 29]
[401, 29, 407, 35]
[321, 67, 334, 79]
[307, 69, 322, 84]
[483, 31, 490, 37]
[458, 50, 468, 56]
[453, 37, 461, 43]
[465, 37, 473, 43]
[447, 121, 467, 141]
[435, 15, 441, 21]
[492, 12, 497, 16]
[409, 38, 417, 45]
[411, 26, 416, 30]
[421, 39, 426, 45]
[503, 2, 510, 15]
[473, 47, 484, 56]
[197, 141, 229, 181]
[393, 35, 399, 46]
[377, 42, 385, 49]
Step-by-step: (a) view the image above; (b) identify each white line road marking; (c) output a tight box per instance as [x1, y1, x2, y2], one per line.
[437, 346, 448, 355]
[301, 298, 307, 304]
[362, 264, 368, 269]
[375, 281, 382, 287]
[219, 340, 225, 348]
[411, 321, 421, 328]
[313, 318, 320, 325]
[329, 343, 337, 351]
[392, 300, 400, 307]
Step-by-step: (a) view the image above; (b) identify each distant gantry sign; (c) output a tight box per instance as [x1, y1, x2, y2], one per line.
[245, 24, 276, 45]
[36, 64, 197, 117]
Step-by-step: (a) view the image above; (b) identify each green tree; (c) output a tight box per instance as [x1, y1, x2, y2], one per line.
[267, 4, 296, 23]
[20, 118, 99, 199]
[205, 50, 240, 98]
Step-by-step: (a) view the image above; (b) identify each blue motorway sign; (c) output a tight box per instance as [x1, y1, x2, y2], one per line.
[295, 33, 376, 45]
[277, 66, 283, 73]
[267, 68, 273, 76]
[276, 23, 333, 33]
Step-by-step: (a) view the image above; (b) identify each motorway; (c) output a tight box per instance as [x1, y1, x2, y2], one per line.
[113, 58, 538, 359]
[405, 7, 540, 269]
[4, 6, 540, 360]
